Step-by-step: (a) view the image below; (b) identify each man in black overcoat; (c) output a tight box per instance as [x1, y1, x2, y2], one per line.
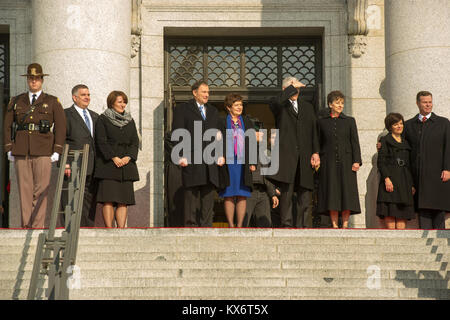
[171, 81, 225, 227]
[63, 84, 99, 227]
[269, 76, 320, 228]
[403, 91, 450, 229]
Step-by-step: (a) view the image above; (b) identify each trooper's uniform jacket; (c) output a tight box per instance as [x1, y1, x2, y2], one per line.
[3, 92, 66, 156]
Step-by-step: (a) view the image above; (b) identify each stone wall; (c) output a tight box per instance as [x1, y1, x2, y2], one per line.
[0, 0, 32, 227]
[347, 0, 387, 228]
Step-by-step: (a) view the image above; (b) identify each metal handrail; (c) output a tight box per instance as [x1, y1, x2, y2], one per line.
[27, 144, 89, 300]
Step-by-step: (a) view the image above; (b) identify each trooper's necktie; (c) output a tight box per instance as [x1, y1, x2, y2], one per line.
[31, 94, 36, 105]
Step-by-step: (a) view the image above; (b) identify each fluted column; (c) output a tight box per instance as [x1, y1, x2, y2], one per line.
[32, 0, 131, 111]
[385, 0, 450, 119]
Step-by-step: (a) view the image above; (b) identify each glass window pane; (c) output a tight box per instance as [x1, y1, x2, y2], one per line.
[207, 46, 241, 87]
[169, 45, 204, 87]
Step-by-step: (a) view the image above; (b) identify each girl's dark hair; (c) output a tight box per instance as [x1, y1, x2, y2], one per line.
[327, 90, 345, 106]
[384, 112, 404, 132]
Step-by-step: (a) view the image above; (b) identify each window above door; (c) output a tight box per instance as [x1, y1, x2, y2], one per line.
[165, 37, 322, 102]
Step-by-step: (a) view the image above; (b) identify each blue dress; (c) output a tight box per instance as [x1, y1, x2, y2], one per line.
[219, 115, 252, 198]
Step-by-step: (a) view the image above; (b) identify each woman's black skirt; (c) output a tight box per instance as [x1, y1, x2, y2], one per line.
[96, 179, 135, 205]
[376, 202, 415, 220]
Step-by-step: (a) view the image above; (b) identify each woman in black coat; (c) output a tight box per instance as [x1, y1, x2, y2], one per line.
[218, 93, 255, 227]
[376, 113, 415, 229]
[317, 91, 362, 228]
[95, 91, 139, 228]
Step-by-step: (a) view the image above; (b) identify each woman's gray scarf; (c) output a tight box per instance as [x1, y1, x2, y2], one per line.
[103, 108, 133, 128]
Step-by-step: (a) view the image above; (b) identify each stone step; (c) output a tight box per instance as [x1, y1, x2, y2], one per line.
[1, 257, 448, 271]
[1, 228, 448, 239]
[2, 235, 449, 246]
[63, 287, 450, 299]
[2, 269, 448, 281]
[6, 287, 450, 300]
[3, 276, 450, 291]
[1, 251, 448, 264]
[1, 244, 448, 255]
[0, 258, 448, 271]
[0, 289, 46, 300]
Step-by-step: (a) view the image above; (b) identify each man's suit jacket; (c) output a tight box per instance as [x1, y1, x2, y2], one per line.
[269, 85, 319, 190]
[171, 98, 221, 188]
[64, 105, 99, 176]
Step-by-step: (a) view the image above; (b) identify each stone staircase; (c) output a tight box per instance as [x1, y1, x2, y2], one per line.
[0, 228, 449, 300]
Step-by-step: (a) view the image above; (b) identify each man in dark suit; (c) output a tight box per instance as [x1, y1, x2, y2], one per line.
[269, 76, 320, 228]
[63, 84, 99, 227]
[404, 91, 450, 229]
[171, 81, 225, 227]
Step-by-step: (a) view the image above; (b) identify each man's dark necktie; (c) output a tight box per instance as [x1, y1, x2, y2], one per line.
[31, 94, 36, 105]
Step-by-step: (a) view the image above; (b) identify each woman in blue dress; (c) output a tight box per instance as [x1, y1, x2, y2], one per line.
[219, 93, 256, 227]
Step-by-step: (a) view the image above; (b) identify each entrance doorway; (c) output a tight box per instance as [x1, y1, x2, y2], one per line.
[164, 36, 323, 227]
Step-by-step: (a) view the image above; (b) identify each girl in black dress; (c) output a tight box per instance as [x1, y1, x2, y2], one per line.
[317, 91, 362, 228]
[95, 91, 139, 228]
[376, 113, 415, 229]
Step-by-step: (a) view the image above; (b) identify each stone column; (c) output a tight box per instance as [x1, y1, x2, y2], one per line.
[385, 0, 450, 228]
[32, 0, 131, 111]
[347, 0, 386, 228]
[30, 0, 131, 228]
[385, 0, 450, 120]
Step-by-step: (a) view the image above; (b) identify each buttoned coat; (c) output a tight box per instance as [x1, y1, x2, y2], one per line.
[376, 134, 414, 205]
[64, 105, 99, 176]
[171, 98, 221, 189]
[94, 114, 139, 182]
[404, 113, 450, 211]
[268, 85, 319, 190]
[316, 112, 362, 214]
[3, 92, 66, 156]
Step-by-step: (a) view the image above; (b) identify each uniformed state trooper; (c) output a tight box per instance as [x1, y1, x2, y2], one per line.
[3, 63, 66, 228]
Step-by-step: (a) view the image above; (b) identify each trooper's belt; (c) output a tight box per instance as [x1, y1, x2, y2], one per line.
[17, 123, 44, 131]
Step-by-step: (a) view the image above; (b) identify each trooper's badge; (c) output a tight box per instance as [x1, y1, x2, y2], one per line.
[43, 103, 48, 109]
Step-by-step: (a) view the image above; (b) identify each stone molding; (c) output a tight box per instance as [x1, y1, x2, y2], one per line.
[131, 0, 142, 58]
[143, 0, 346, 12]
[347, 0, 368, 58]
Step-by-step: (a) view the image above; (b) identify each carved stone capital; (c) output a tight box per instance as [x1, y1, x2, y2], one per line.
[347, 0, 369, 58]
[131, 34, 141, 58]
[348, 35, 367, 58]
